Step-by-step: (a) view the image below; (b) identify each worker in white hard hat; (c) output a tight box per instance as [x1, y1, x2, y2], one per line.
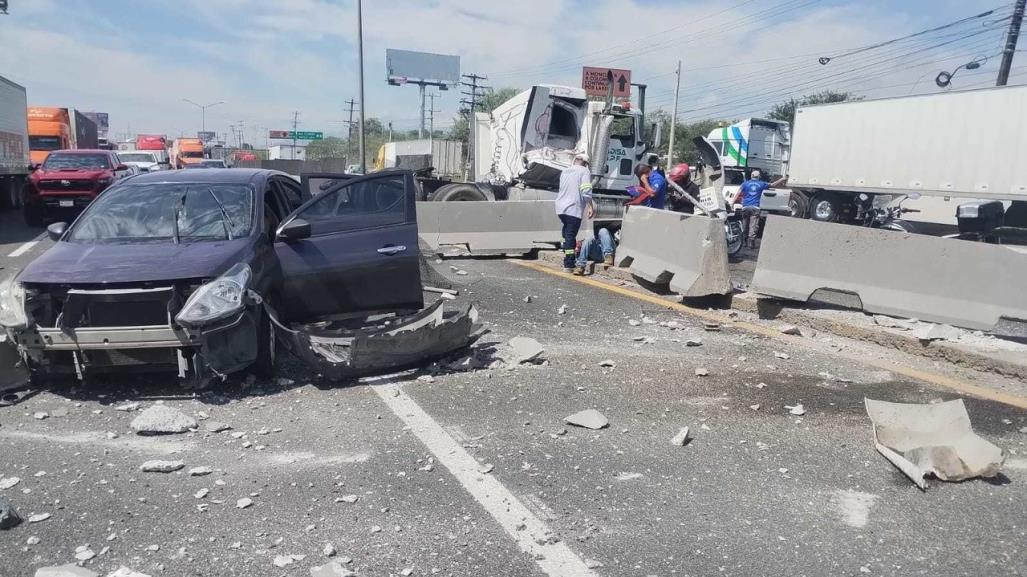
[555, 153, 595, 272]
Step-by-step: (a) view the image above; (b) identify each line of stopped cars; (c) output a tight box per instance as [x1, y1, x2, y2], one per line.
[0, 168, 482, 387]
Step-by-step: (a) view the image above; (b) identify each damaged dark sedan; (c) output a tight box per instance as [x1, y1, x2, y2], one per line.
[0, 168, 480, 386]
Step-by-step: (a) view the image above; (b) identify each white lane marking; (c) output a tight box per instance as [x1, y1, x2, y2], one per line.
[373, 383, 598, 577]
[7, 241, 38, 258]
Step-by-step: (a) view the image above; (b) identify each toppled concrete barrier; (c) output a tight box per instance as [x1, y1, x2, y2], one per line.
[752, 216, 1027, 333]
[865, 398, 1006, 490]
[417, 200, 561, 256]
[616, 206, 731, 297]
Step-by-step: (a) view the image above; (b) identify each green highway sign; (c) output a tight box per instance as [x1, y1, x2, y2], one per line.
[288, 131, 323, 140]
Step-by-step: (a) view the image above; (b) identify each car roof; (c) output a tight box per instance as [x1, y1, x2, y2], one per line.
[121, 168, 287, 186]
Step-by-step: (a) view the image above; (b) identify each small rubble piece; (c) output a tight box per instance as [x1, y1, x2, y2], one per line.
[694, 367, 709, 377]
[685, 339, 702, 347]
[370, 525, 383, 534]
[273, 554, 306, 568]
[750, 404, 761, 411]
[478, 463, 495, 474]
[557, 304, 568, 315]
[140, 460, 184, 473]
[400, 568, 415, 576]
[74, 545, 96, 561]
[416, 375, 435, 383]
[27, 536, 40, 545]
[309, 562, 357, 577]
[915, 323, 961, 343]
[323, 542, 337, 557]
[205, 422, 231, 433]
[194, 488, 209, 499]
[130, 405, 196, 434]
[873, 315, 914, 330]
[628, 319, 640, 327]
[523, 295, 532, 303]
[779, 325, 802, 336]
[865, 398, 1006, 490]
[774, 351, 790, 360]
[670, 427, 691, 446]
[33, 564, 99, 577]
[564, 409, 609, 430]
[337, 495, 359, 504]
[34, 411, 49, 420]
[0, 476, 20, 490]
[598, 359, 616, 368]
[0, 497, 22, 529]
[106, 567, 152, 577]
[188, 466, 213, 476]
[509, 336, 545, 364]
[115, 402, 140, 412]
[236, 498, 254, 509]
[786, 404, 806, 416]
[702, 321, 720, 332]
[28, 512, 51, 523]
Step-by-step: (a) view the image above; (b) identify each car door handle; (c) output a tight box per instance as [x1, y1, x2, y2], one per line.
[763, 191, 777, 197]
[377, 245, 407, 255]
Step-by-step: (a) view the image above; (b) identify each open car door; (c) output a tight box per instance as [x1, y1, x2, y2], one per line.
[274, 170, 424, 322]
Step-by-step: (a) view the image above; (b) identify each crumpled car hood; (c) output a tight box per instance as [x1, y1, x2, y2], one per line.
[18, 239, 253, 285]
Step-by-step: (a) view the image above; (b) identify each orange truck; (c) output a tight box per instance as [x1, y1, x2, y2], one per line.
[170, 137, 204, 168]
[27, 107, 98, 164]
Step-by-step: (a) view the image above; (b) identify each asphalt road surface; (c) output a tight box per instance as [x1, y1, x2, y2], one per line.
[0, 214, 1025, 577]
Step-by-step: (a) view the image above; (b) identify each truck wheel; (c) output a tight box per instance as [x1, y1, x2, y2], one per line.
[431, 183, 488, 202]
[23, 204, 43, 227]
[809, 193, 840, 222]
[1, 179, 16, 210]
[788, 191, 809, 218]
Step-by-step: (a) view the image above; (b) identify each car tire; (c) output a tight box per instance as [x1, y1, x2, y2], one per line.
[251, 309, 277, 379]
[23, 204, 43, 227]
[788, 191, 809, 219]
[431, 183, 488, 202]
[809, 193, 840, 222]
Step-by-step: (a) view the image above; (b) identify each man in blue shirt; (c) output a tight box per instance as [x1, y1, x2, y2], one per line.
[627, 163, 667, 209]
[735, 169, 786, 249]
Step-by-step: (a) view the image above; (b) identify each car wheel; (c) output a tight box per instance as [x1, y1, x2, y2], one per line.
[251, 309, 277, 378]
[431, 183, 488, 202]
[23, 204, 43, 227]
[788, 191, 809, 218]
[809, 193, 840, 222]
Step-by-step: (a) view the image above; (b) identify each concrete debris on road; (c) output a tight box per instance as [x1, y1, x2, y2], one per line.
[478, 463, 495, 474]
[114, 402, 140, 412]
[774, 351, 790, 360]
[34, 564, 99, 577]
[685, 338, 703, 347]
[523, 295, 532, 303]
[74, 545, 96, 561]
[628, 319, 640, 326]
[599, 359, 616, 367]
[130, 405, 196, 434]
[28, 512, 51, 523]
[914, 323, 961, 343]
[106, 567, 151, 577]
[273, 554, 306, 568]
[310, 562, 357, 577]
[702, 321, 720, 331]
[670, 427, 691, 446]
[0, 476, 20, 489]
[509, 336, 545, 364]
[323, 542, 337, 557]
[140, 460, 184, 473]
[786, 404, 806, 416]
[779, 325, 802, 336]
[750, 404, 761, 411]
[34, 411, 49, 420]
[564, 409, 609, 430]
[558, 304, 568, 315]
[0, 497, 22, 529]
[236, 498, 254, 509]
[188, 466, 213, 476]
[336, 495, 359, 504]
[865, 398, 1006, 490]
[694, 367, 710, 377]
[204, 422, 231, 433]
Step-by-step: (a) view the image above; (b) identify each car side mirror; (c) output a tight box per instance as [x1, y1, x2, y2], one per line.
[115, 164, 129, 171]
[276, 218, 311, 242]
[47, 222, 67, 241]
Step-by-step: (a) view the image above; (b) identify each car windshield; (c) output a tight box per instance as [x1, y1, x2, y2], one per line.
[67, 183, 254, 243]
[29, 136, 62, 151]
[119, 153, 156, 163]
[183, 151, 204, 158]
[42, 153, 111, 170]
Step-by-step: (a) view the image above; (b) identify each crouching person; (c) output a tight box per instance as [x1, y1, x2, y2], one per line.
[573, 226, 617, 276]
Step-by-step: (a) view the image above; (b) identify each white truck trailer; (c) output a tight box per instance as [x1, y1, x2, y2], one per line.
[0, 75, 30, 210]
[786, 85, 1027, 231]
[375, 139, 463, 176]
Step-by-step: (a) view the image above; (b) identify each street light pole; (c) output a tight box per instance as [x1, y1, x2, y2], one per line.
[182, 98, 225, 134]
[357, 0, 367, 173]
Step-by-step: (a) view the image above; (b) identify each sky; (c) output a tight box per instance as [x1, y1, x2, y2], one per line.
[1, 0, 1022, 145]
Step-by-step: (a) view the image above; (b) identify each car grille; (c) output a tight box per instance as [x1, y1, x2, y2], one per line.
[43, 195, 94, 209]
[38, 179, 96, 192]
[87, 300, 170, 327]
[86, 348, 178, 367]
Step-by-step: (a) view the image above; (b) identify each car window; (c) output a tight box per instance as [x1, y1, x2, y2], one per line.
[274, 178, 304, 211]
[293, 174, 408, 235]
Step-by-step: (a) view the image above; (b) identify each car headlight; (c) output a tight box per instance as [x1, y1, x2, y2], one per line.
[97, 176, 114, 185]
[0, 276, 28, 329]
[175, 263, 252, 327]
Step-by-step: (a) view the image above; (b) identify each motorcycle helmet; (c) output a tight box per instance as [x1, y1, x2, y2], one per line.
[669, 163, 691, 183]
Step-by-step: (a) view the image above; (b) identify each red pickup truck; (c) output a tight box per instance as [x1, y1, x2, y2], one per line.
[23, 149, 130, 226]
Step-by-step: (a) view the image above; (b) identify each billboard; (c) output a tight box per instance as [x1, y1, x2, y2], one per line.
[269, 130, 289, 139]
[386, 49, 460, 86]
[581, 67, 632, 99]
[197, 131, 216, 142]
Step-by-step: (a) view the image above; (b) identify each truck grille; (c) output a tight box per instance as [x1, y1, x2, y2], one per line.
[38, 179, 96, 192]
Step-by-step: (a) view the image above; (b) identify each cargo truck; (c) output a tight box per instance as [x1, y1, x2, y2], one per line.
[135, 134, 170, 166]
[785, 85, 1027, 232]
[706, 118, 792, 215]
[0, 75, 30, 210]
[374, 139, 463, 176]
[27, 107, 98, 164]
[170, 137, 204, 168]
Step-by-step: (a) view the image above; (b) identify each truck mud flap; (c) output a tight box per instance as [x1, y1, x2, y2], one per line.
[273, 300, 485, 380]
[416, 200, 562, 256]
[616, 205, 731, 297]
[751, 216, 1027, 334]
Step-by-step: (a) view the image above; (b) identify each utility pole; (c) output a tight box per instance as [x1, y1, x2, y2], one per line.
[291, 111, 300, 159]
[344, 98, 358, 162]
[388, 121, 393, 143]
[998, 0, 1025, 86]
[356, 0, 367, 173]
[427, 91, 439, 147]
[667, 60, 681, 166]
[460, 73, 488, 180]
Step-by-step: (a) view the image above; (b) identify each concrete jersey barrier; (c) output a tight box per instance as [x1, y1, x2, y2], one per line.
[417, 200, 562, 256]
[751, 215, 1027, 333]
[616, 206, 731, 297]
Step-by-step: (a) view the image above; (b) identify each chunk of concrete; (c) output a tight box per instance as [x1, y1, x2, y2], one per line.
[564, 409, 609, 430]
[140, 460, 184, 473]
[694, 367, 709, 377]
[310, 562, 357, 577]
[0, 497, 21, 529]
[670, 427, 691, 446]
[130, 405, 196, 434]
[779, 325, 802, 336]
[865, 398, 1006, 490]
[509, 336, 544, 364]
[106, 568, 151, 577]
[34, 565, 99, 577]
[914, 323, 961, 342]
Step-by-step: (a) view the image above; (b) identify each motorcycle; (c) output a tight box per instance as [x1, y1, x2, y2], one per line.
[854, 192, 920, 232]
[943, 199, 1027, 245]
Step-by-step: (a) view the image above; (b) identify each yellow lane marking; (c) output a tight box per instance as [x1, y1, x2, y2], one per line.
[515, 260, 1027, 410]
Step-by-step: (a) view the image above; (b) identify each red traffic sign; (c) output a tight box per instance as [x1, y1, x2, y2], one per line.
[581, 67, 632, 98]
[268, 130, 289, 139]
